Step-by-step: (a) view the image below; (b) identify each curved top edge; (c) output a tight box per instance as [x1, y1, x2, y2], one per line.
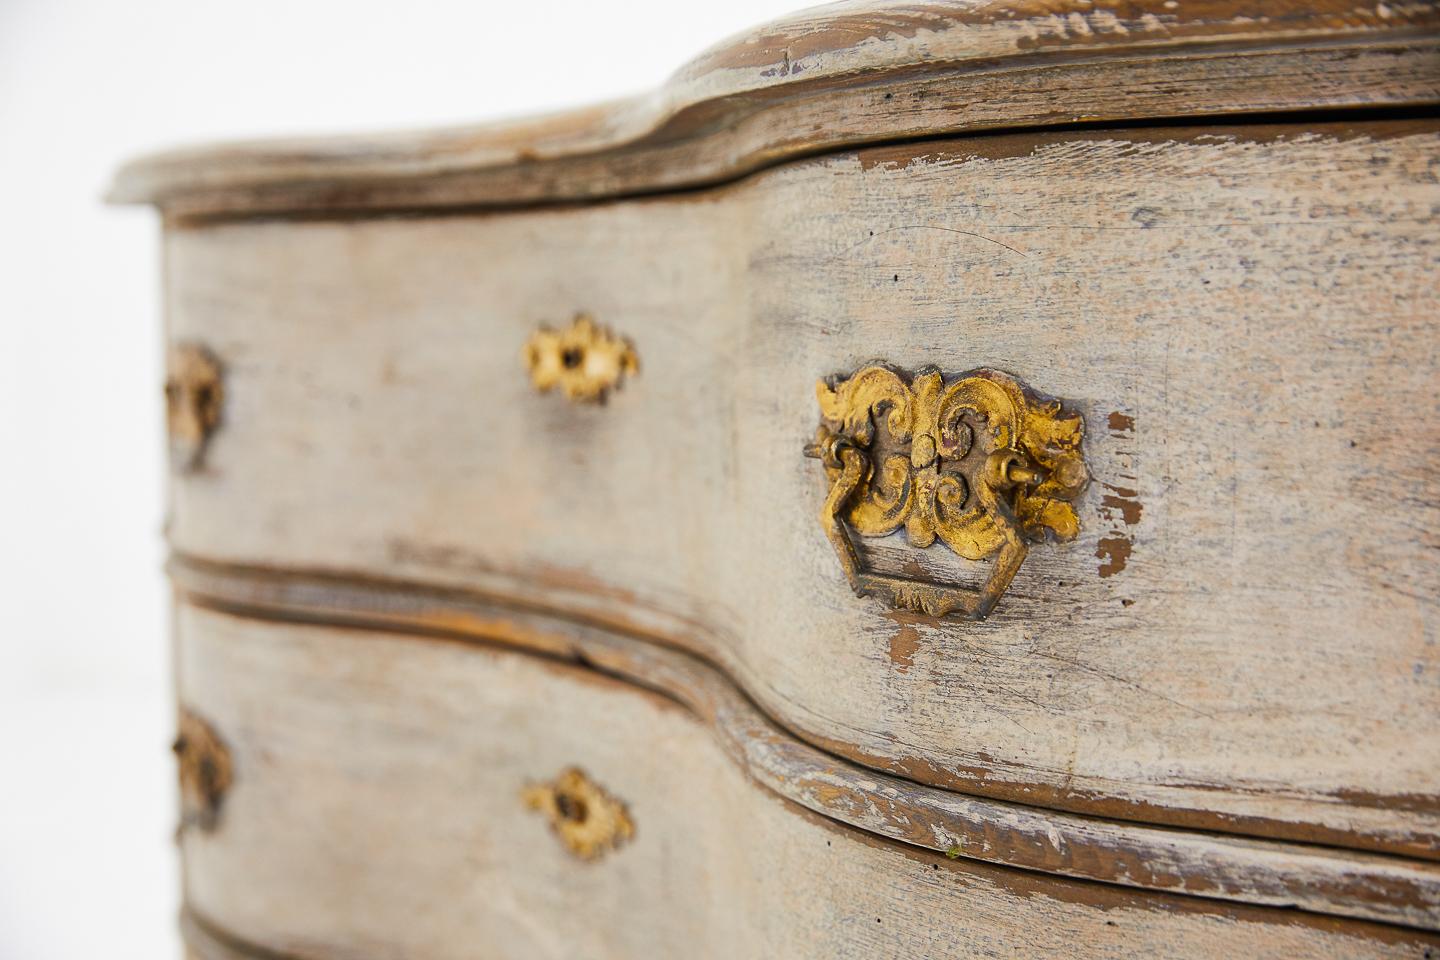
[109, 0, 1440, 214]
[672, 0, 1429, 84]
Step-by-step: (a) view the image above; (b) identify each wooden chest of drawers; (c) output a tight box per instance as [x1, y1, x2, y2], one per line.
[115, 2, 1440, 956]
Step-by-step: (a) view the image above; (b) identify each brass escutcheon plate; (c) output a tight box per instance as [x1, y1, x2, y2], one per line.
[166, 343, 224, 471]
[523, 766, 635, 861]
[523, 314, 638, 403]
[174, 707, 233, 832]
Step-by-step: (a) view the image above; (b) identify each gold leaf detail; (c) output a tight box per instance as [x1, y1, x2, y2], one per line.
[806, 363, 1088, 619]
[523, 315, 638, 403]
[166, 344, 223, 471]
[523, 767, 635, 861]
[174, 708, 232, 832]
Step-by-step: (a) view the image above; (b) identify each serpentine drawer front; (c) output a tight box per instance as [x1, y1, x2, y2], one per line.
[116, 2, 1440, 956]
[173, 604, 1440, 958]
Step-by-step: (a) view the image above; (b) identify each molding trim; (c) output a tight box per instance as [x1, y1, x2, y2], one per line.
[170, 554, 1440, 930]
[109, 0, 1440, 216]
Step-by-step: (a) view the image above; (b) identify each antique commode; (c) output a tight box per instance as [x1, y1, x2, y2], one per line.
[113, 2, 1440, 956]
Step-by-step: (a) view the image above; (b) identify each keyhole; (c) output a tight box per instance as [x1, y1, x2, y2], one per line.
[555, 792, 589, 824]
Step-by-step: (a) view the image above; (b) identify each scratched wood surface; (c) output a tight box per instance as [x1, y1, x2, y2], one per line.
[174, 604, 1440, 958]
[169, 565, 1440, 929]
[107, 0, 1440, 216]
[160, 119, 1440, 858]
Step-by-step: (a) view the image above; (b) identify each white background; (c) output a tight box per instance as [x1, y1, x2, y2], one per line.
[0, 1, 792, 954]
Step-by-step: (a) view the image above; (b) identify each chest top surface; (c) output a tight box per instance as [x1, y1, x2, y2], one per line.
[109, 0, 1440, 217]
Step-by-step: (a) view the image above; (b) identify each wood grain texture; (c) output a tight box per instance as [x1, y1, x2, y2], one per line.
[170, 565, 1440, 930]
[161, 121, 1440, 858]
[173, 603, 1440, 955]
[107, 0, 1440, 215]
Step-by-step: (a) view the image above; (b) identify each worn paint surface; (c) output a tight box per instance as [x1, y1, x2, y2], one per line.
[108, 1, 1440, 215]
[162, 123, 1440, 858]
[175, 604, 1440, 953]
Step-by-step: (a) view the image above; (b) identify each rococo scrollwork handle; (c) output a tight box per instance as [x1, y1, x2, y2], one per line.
[166, 343, 224, 472]
[804, 364, 1088, 620]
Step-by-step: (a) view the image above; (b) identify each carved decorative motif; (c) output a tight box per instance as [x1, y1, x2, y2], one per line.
[174, 708, 233, 832]
[165, 343, 224, 471]
[523, 766, 635, 861]
[524, 314, 638, 403]
[805, 364, 1087, 619]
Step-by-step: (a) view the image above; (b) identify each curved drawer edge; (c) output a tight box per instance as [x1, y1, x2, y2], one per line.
[171, 557, 1440, 932]
[168, 549, 1440, 862]
[183, 909, 293, 960]
[177, 843, 1440, 960]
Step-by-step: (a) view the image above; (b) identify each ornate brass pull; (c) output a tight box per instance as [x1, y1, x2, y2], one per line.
[523, 314, 638, 403]
[165, 343, 223, 471]
[173, 708, 232, 832]
[523, 767, 634, 861]
[805, 364, 1087, 619]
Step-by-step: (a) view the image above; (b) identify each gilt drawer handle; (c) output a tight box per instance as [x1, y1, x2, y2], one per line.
[523, 767, 634, 861]
[523, 314, 638, 403]
[805, 364, 1087, 620]
[174, 708, 232, 832]
[165, 343, 224, 471]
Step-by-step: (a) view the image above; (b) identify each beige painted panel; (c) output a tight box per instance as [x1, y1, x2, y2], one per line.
[175, 605, 1439, 959]
[165, 122, 1440, 855]
[167, 564, 1440, 929]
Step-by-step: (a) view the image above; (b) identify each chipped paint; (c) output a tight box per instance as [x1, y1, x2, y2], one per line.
[888, 622, 922, 672]
[1096, 536, 1133, 578]
[1101, 483, 1144, 526]
[1098, 410, 1141, 577]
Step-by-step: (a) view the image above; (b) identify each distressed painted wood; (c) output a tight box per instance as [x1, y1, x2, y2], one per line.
[107, 0, 1440, 216]
[170, 568, 1440, 930]
[174, 603, 1440, 956]
[159, 120, 1440, 858]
